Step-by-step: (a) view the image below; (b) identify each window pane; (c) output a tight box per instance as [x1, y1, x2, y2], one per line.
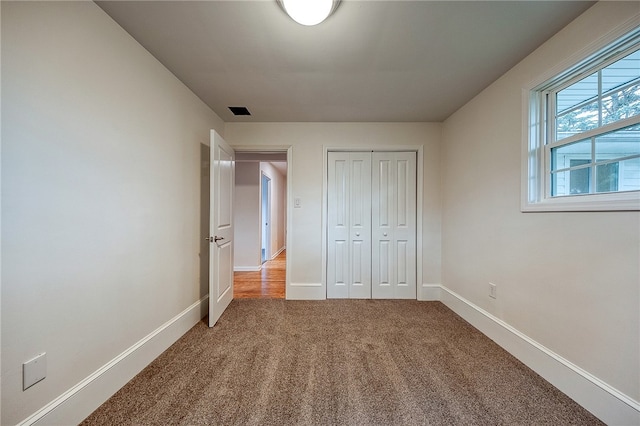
[550, 170, 566, 196]
[594, 124, 640, 161]
[556, 100, 598, 141]
[570, 160, 591, 194]
[617, 157, 640, 192]
[596, 162, 619, 193]
[556, 73, 598, 114]
[601, 49, 640, 93]
[533, 32, 640, 207]
[551, 165, 591, 196]
[602, 83, 640, 125]
[551, 139, 591, 171]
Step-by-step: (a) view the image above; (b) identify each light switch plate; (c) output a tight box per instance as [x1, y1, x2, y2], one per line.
[294, 197, 301, 208]
[23, 352, 46, 390]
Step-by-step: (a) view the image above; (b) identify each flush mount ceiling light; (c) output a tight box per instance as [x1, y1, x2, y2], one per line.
[278, 0, 341, 26]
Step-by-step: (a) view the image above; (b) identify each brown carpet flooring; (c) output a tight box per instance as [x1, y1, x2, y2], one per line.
[82, 300, 603, 425]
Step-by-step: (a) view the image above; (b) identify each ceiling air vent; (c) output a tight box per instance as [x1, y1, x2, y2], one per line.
[228, 106, 251, 116]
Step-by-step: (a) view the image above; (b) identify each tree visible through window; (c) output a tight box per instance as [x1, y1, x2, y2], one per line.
[556, 51, 640, 141]
[525, 28, 640, 211]
[548, 46, 640, 197]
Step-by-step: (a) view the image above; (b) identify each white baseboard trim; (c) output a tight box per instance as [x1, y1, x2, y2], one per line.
[234, 265, 261, 272]
[19, 296, 209, 426]
[18, 287, 638, 425]
[439, 285, 640, 426]
[286, 283, 325, 300]
[418, 283, 442, 301]
[272, 246, 285, 258]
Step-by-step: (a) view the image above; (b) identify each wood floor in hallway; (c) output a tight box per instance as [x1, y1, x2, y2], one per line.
[234, 250, 285, 299]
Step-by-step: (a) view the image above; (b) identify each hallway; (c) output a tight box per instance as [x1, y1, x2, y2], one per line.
[234, 250, 286, 299]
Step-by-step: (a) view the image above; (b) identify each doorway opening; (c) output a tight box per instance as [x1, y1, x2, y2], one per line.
[233, 151, 288, 299]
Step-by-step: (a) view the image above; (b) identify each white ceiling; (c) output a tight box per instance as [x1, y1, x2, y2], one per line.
[97, 0, 595, 123]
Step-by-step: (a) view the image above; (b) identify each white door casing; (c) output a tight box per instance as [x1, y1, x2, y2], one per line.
[327, 152, 372, 298]
[209, 130, 235, 327]
[371, 152, 417, 299]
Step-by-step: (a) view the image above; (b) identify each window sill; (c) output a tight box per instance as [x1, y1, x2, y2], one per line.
[521, 191, 640, 212]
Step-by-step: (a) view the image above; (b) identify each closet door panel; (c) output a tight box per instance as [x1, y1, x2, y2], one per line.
[372, 152, 417, 299]
[375, 240, 392, 298]
[349, 152, 372, 298]
[395, 152, 417, 299]
[372, 154, 394, 298]
[327, 152, 372, 299]
[327, 153, 350, 298]
[350, 239, 367, 296]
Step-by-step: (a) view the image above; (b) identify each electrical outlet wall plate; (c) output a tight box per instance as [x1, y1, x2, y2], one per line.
[489, 283, 497, 299]
[23, 352, 47, 390]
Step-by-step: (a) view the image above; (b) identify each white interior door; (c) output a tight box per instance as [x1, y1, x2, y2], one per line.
[209, 130, 235, 327]
[372, 152, 417, 299]
[327, 152, 372, 298]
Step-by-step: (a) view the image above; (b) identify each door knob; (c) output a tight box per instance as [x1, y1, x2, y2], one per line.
[355, 232, 360, 236]
[205, 236, 225, 243]
[383, 232, 388, 237]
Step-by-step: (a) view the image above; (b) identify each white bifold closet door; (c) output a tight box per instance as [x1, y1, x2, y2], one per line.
[327, 151, 416, 299]
[327, 152, 372, 298]
[371, 152, 417, 299]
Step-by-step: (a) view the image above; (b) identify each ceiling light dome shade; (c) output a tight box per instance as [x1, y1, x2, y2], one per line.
[280, 0, 340, 26]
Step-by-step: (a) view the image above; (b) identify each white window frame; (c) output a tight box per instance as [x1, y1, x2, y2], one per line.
[522, 24, 640, 212]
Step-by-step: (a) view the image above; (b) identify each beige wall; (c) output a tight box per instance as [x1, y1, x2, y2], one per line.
[233, 161, 286, 270]
[224, 122, 443, 296]
[234, 162, 261, 269]
[1, 2, 223, 424]
[260, 162, 287, 257]
[441, 1, 639, 402]
[3, 0, 638, 423]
